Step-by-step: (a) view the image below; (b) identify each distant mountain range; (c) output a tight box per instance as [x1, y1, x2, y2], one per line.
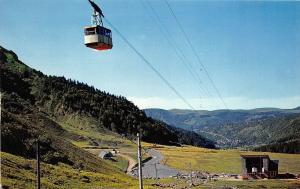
[144, 108, 300, 152]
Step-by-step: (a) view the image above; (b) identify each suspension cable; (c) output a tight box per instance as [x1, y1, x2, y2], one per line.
[164, 0, 229, 109]
[104, 17, 195, 110]
[141, 0, 212, 101]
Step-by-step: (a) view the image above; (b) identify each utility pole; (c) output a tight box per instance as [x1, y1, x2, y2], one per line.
[189, 162, 193, 186]
[137, 133, 143, 189]
[154, 163, 158, 180]
[36, 140, 41, 189]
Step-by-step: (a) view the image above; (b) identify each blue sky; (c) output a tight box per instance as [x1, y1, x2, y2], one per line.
[1, 0, 300, 110]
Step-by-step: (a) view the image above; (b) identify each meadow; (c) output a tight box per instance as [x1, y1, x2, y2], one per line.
[1, 152, 137, 189]
[1, 152, 163, 189]
[195, 180, 300, 189]
[152, 145, 300, 174]
[153, 178, 300, 189]
[57, 116, 142, 172]
[2, 145, 300, 189]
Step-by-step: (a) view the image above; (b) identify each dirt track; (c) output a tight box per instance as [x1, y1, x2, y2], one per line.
[118, 153, 136, 173]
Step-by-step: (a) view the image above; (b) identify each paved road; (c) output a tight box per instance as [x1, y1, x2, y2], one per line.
[132, 149, 180, 178]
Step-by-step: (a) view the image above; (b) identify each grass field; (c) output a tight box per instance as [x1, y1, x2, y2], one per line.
[153, 145, 300, 174]
[84, 148, 131, 172]
[0, 152, 166, 189]
[2, 147, 300, 189]
[152, 178, 300, 189]
[2, 113, 299, 188]
[0, 152, 138, 189]
[194, 180, 300, 189]
[56, 116, 143, 171]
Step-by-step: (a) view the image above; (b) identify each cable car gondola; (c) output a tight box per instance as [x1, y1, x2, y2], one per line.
[84, 0, 112, 51]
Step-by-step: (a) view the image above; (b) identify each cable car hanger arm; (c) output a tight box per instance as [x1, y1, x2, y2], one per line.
[88, 0, 104, 17]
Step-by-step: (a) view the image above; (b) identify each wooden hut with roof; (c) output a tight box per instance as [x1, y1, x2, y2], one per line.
[241, 155, 278, 179]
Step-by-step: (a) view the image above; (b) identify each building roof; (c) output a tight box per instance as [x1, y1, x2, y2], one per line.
[240, 155, 270, 159]
[99, 151, 112, 158]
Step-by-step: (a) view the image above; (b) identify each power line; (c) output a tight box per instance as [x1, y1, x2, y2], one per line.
[164, 0, 229, 109]
[104, 17, 195, 110]
[141, 0, 212, 100]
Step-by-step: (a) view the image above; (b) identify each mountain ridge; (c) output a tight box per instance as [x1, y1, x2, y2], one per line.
[144, 108, 300, 151]
[151, 107, 300, 113]
[0, 45, 215, 155]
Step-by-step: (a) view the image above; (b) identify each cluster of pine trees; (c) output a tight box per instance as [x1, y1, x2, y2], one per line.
[254, 136, 300, 154]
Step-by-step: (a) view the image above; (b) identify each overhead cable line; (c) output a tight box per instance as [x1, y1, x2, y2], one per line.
[104, 17, 195, 110]
[141, 0, 211, 100]
[164, 0, 229, 109]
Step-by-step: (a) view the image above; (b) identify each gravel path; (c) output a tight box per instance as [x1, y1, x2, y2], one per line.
[132, 149, 180, 178]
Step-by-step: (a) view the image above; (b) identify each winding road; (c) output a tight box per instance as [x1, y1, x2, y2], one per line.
[132, 149, 180, 178]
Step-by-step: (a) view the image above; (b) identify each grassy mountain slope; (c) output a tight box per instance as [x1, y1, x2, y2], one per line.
[1, 87, 136, 188]
[0, 46, 214, 148]
[1, 152, 140, 189]
[253, 117, 300, 154]
[145, 108, 300, 150]
[0, 46, 214, 188]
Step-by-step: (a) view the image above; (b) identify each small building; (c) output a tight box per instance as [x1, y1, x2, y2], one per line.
[110, 149, 118, 155]
[99, 151, 113, 159]
[241, 155, 278, 179]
